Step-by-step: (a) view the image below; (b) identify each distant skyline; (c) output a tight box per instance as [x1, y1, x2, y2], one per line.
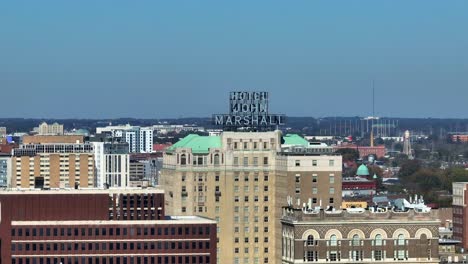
[1, 1, 467, 119]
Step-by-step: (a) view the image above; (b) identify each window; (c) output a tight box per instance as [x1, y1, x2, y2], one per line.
[214, 154, 220, 165]
[329, 198, 334, 204]
[329, 187, 335, 194]
[312, 160, 317, 166]
[234, 142, 238, 149]
[329, 251, 338, 261]
[307, 235, 315, 246]
[243, 157, 248, 166]
[234, 157, 239, 166]
[397, 234, 405, 246]
[312, 175, 317, 183]
[254, 142, 257, 149]
[375, 234, 383, 246]
[374, 250, 383, 260]
[352, 234, 360, 246]
[264, 175, 269, 181]
[329, 175, 335, 184]
[244, 142, 248, 149]
[307, 251, 317, 261]
[351, 250, 363, 261]
[329, 160, 335, 166]
[295, 160, 300, 167]
[330, 235, 337, 246]
[215, 175, 219, 181]
[263, 157, 268, 165]
[180, 154, 186, 165]
[295, 175, 300, 183]
[253, 157, 258, 166]
[397, 250, 405, 260]
[312, 187, 317, 194]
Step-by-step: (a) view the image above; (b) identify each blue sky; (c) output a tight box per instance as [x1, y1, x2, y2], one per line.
[1, 1, 467, 118]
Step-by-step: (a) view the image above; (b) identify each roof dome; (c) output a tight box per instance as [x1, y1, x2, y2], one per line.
[357, 164, 370, 176]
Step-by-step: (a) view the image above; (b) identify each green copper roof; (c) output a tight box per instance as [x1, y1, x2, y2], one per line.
[168, 134, 221, 154]
[282, 134, 309, 146]
[357, 164, 370, 176]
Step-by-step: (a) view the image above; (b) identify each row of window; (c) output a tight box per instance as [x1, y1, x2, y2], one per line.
[295, 159, 335, 167]
[233, 157, 269, 166]
[12, 255, 211, 264]
[12, 241, 211, 252]
[302, 250, 413, 262]
[11, 226, 211, 238]
[234, 195, 269, 202]
[295, 174, 335, 183]
[234, 237, 269, 243]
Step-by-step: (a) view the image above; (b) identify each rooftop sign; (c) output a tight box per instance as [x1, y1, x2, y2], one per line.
[213, 92, 285, 131]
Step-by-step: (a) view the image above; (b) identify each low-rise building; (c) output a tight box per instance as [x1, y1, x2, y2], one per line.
[281, 204, 439, 263]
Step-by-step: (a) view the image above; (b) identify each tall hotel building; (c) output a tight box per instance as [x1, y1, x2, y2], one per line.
[161, 131, 342, 264]
[11, 136, 95, 188]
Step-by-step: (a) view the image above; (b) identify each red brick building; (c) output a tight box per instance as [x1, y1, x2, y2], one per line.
[334, 144, 386, 158]
[0, 189, 216, 264]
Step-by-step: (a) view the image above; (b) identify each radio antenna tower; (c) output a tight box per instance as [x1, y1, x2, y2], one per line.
[403, 130, 413, 159]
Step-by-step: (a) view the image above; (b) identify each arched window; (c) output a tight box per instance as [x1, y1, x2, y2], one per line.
[375, 234, 383, 246]
[307, 235, 315, 246]
[180, 154, 186, 165]
[330, 235, 337, 246]
[352, 234, 360, 246]
[398, 234, 405, 246]
[214, 154, 220, 165]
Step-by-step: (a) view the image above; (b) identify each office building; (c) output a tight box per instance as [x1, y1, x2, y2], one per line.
[12, 136, 95, 189]
[92, 142, 130, 188]
[161, 131, 342, 264]
[0, 188, 217, 263]
[281, 202, 439, 263]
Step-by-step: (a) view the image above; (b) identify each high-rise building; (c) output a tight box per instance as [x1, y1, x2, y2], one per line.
[0, 154, 11, 187]
[92, 142, 130, 188]
[34, 122, 64, 135]
[0, 188, 217, 263]
[96, 125, 153, 153]
[12, 136, 95, 189]
[161, 131, 343, 263]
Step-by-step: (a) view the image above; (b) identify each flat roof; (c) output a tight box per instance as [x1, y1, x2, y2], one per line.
[0, 188, 164, 195]
[12, 216, 216, 226]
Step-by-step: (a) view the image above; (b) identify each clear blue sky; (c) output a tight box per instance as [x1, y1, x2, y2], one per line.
[1, 1, 467, 119]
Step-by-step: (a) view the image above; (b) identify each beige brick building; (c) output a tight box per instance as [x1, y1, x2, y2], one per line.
[12, 143, 95, 189]
[161, 131, 342, 264]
